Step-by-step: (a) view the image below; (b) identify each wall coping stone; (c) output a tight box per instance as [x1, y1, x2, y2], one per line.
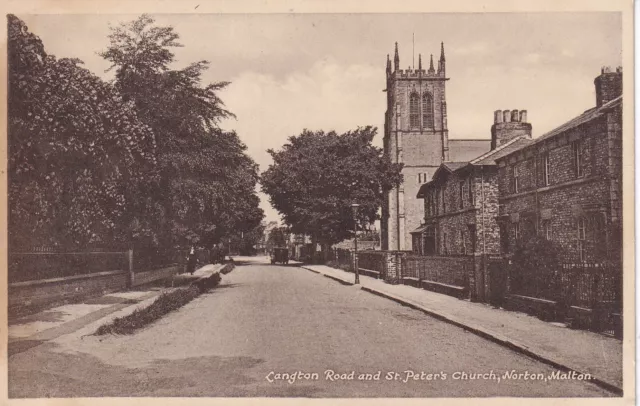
[10, 270, 126, 289]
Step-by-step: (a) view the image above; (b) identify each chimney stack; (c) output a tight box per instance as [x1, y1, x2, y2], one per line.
[491, 109, 532, 150]
[594, 66, 622, 107]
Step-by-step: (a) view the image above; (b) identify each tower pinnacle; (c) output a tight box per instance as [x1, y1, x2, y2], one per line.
[438, 42, 446, 75]
[418, 54, 422, 70]
[386, 54, 391, 75]
[394, 42, 400, 71]
[428, 54, 435, 74]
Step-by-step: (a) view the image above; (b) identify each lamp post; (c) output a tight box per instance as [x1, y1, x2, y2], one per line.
[351, 203, 360, 284]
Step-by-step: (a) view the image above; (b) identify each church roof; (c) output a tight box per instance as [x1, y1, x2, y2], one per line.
[448, 138, 491, 161]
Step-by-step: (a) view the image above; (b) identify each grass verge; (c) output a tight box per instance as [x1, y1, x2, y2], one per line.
[94, 272, 222, 335]
[326, 260, 353, 273]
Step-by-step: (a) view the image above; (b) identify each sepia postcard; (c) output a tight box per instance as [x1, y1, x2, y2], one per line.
[1, 0, 635, 405]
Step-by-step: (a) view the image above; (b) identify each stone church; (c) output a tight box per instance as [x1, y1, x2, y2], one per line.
[382, 42, 490, 251]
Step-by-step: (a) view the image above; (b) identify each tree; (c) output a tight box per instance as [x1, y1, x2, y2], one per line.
[267, 227, 288, 250]
[100, 14, 263, 248]
[227, 222, 266, 256]
[8, 14, 158, 249]
[261, 127, 402, 249]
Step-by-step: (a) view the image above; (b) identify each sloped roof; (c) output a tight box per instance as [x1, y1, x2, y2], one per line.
[530, 96, 622, 147]
[449, 139, 491, 161]
[416, 138, 529, 198]
[416, 161, 465, 198]
[410, 223, 430, 234]
[442, 161, 468, 172]
[468, 136, 533, 166]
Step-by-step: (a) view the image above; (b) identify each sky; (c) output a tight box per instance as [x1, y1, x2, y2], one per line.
[18, 13, 622, 224]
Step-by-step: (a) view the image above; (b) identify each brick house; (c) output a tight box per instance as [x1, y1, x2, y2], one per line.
[415, 110, 533, 299]
[495, 67, 622, 264]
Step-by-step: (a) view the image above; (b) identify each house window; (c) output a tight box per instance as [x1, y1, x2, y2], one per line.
[424, 226, 436, 255]
[409, 92, 420, 128]
[538, 153, 550, 187]
[514, 222, 520, 241]
[469, 224, 477, 253]
[513, 165, 519, 193]
[499, 223, 509, 254]
[422, 92, 434, 129]
[577, 217, 587, 261]
[460, 230, 466, 254]
[468, 177, 474, 206]
[572, 140, 584, 178]
[434, 189, 439, 215]
[441, 187, 446, 213]
[459, 181, 465, 209]
[425, 194, 431, 217]
[540, 220, 551, 240]
[417, 172, 428, 184]
[442, 231, 448, 255]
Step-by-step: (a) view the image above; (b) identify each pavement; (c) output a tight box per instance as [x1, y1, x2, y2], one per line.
[298, 263, 624, 394]
[8, 263, 227, 357]
[8, 257, 615, 397]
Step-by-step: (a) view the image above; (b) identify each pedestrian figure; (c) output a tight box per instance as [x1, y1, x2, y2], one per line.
[186, 246, 197, 275]
[210, 245, 220, 265]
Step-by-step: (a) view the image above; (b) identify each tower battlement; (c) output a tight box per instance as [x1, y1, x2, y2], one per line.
[387, 42, 446, 79]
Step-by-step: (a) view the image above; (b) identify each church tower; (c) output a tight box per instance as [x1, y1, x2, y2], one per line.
[382, 42, 449, 251]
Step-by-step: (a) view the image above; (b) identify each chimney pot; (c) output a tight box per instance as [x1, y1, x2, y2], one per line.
[616, 66, 622, 73]
[511, 109, 520, 122]
[494, 110, 503, 124]
[503, 110, 511, 123]
[519, 110, 528, 123]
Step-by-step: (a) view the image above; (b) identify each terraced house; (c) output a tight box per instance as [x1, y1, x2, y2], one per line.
[415, 110, 533, 300]
[495, 67, 622, 264]
[413, 67, 622, 311]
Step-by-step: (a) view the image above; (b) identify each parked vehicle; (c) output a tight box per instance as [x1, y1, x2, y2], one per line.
[270, 247, 289, 265]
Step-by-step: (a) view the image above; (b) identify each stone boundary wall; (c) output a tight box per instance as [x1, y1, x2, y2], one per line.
[9, 265, 183, 313]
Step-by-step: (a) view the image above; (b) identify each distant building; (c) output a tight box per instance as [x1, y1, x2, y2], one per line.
[495, 67, 623, 263]
[382, 42, 490, 251]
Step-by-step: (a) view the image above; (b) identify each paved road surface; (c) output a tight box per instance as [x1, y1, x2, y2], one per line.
[9, 257, 613, 397]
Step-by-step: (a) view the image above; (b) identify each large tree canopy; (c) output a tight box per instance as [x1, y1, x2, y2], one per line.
[100, 14, 263, 247]
[261, 127, 402, 247]
[8, 14, 158, 248]
[8, 14, 263, 251]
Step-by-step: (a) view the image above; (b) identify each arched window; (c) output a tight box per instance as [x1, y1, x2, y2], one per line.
[409, 92, 420, 128]
[422, 92, 434, 129]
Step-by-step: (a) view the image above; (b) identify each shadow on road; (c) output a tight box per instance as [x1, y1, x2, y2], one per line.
[9, 342, 272, 397]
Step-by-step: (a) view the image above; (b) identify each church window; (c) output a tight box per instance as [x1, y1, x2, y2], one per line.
[422, 92, 434, 129]
[409, 92, 420, 128]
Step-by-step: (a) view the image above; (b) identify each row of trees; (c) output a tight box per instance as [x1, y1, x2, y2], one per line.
[261, 127, 402, 251]
[8, 14, 263, 250]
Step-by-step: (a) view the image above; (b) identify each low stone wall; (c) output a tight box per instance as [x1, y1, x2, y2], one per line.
[132, 265, 182, 287]
[9, 270, 129, 313]
[402, 255, 471, 289]
[9, 265, 184, 315]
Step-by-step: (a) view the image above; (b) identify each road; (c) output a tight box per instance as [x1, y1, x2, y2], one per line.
[9, 257, 612, 397]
